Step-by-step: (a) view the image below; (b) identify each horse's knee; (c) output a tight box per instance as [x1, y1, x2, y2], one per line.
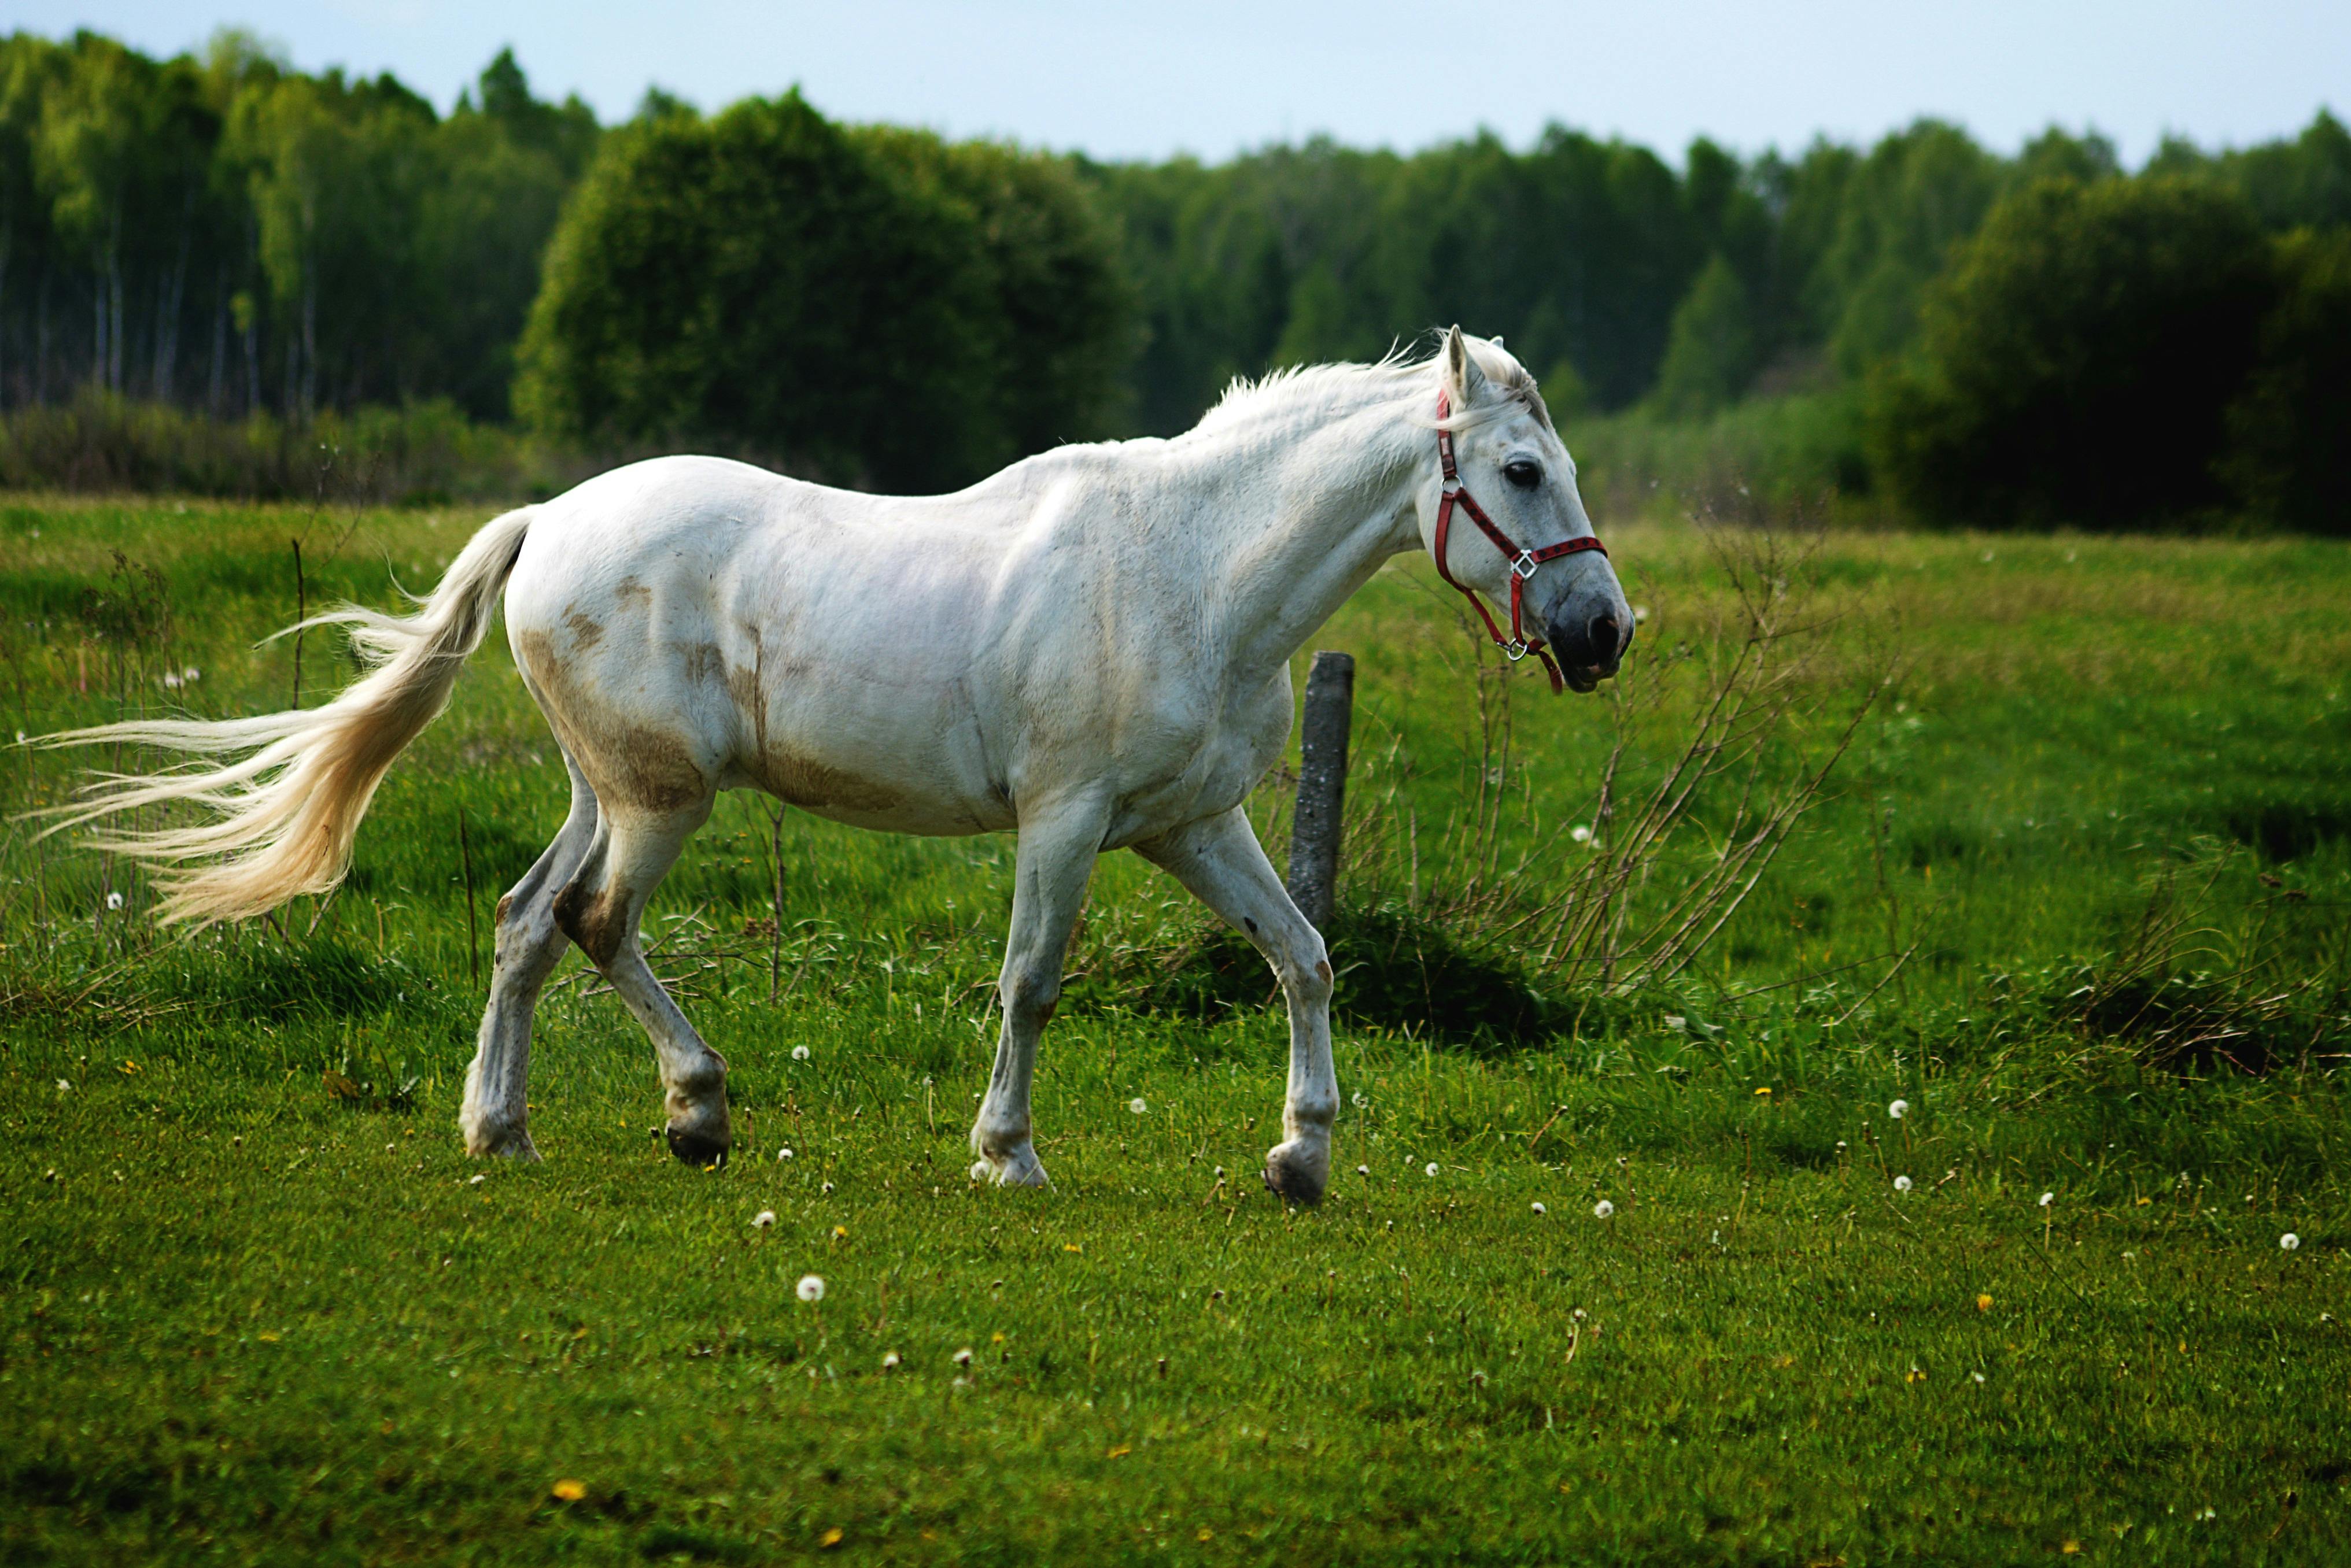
[1000, 961, 1060, 1026]
[1281, 930, 1334, 1008]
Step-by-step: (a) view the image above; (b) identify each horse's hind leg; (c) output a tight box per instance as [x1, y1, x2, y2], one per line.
[552, 798, 729, 1166]
[1135, 808, 1336, 1205]
[461, 755, 600, 1159]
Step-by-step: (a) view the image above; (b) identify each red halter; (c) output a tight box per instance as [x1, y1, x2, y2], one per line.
[1430, 388, 1608, 694]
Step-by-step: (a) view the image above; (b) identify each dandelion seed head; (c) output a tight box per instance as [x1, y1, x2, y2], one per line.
[1424, 1162, 1440, 1178]
[469, 1173, 487, 1186]
[953, 1347, 973, 1366]
[105, 891, 124, 911]
[2039, 1191, 2054, 1208]
[1530, 1201, 1547, 1215]
[1592, 1200, 1615, 1219]
[2280, 1233, 2301, 1251]
[55, 1079, 71, 1093]
[881, 1351, 900, 1370]
[1128, 1096, 1147, 1114]
[751, 1210, 776, 1230]
[791, 1044, 810, 1061]
[1893, 1175, 1913, 1192]
[778, 1147, 793, 1160]
[821, 1180, 835, 1195]
[796, 1274, 825, 1303]
[1570, 824, 1593, 844]
[1355, 1164, 1370, 1176]
[1888, 1099, 1909, 1120]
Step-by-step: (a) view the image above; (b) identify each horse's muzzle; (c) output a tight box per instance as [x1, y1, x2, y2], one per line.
[1549, 611, 1630, 691]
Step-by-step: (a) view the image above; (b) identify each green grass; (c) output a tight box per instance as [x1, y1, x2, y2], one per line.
[2, 494, 2348, 1564]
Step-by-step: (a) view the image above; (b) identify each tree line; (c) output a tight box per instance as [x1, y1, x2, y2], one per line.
[2, 28, 2346, 524]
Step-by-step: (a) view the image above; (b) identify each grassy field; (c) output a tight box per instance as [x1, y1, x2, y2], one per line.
[2, 494, 2347, 1564]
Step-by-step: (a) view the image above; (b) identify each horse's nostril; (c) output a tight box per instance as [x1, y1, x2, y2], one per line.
[1589, 615, 1621, 663]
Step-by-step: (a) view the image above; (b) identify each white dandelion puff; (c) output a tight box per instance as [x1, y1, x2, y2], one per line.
[1531, 1201, 1547, 1215]
[751, 1210, 776, 1230]
[105, 891, 124, 911]
[2280, 1233, 2301, 1252]
[778, 1147, 793, 1160]
[1887, 1099, 1909, 1120]
[1570, 824, 1593, 845]
[1592, 1200, 1615, 1219]
[1128, 1097, 1147, 1115]
[881, 1351, 900, 1370]
[1424, 1162, 1440, 1178]
[2039, 1191, 2055, 1208]
[1355, 1164, 1370, 1177]
[469, 1173, 487, 1186]
[953, 1347, 973, 1367]
[791, 1044, 810, 1062]
[821, 1180, 835, 1195]
[796, 1274, 825, 1303]
[55, 1079, 71, 1093]
[182, 666, 201, 682]
[1893, 1175, 1913, 1192]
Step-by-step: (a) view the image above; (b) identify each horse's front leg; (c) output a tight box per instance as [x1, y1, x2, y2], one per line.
[1135, 808, 1336, 1205]
[971, 798, 1108, 1189]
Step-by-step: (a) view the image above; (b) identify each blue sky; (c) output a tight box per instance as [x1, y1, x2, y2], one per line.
[17, 1, 2346, 164]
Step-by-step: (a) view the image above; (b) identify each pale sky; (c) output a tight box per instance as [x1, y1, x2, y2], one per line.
[16, 1, 2346, 165]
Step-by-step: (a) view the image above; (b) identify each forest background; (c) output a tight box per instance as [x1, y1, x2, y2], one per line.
[1, 26, 2346, 529]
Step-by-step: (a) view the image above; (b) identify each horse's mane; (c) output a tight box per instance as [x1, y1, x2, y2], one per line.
[1186, 334, 1553, 440]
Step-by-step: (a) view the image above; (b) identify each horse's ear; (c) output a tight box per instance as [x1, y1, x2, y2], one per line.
[1444, 326, 1491, 408]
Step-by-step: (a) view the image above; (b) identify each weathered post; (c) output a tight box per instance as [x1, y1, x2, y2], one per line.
[1286, 650, 1355, 933]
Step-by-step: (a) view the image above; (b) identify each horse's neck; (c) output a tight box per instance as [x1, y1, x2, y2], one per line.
[1184, 383, 1428, 679]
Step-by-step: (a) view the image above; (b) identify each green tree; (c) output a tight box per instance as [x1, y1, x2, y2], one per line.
[1869, 175, 2275, 530]
[2220, 228, 2351, 533]
[1651, 253, 1760, 416]
[855, 129, 1133, 453]
[518, 92, 1116, 491]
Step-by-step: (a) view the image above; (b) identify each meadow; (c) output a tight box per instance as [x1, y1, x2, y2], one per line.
[2, 493, 2346, 1565]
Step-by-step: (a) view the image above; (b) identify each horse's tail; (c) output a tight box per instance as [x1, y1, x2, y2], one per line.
[32, 505, 537, 927]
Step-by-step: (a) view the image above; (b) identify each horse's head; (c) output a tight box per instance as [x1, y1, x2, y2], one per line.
[1415, 327, 1633, 693]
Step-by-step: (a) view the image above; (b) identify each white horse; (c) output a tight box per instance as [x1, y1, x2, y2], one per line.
[44, 329, 1630, 1204]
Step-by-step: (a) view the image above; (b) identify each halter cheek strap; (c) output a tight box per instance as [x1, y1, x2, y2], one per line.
[1430, 388, 1608, 694]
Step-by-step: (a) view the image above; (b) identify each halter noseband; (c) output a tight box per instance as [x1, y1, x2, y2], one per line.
[1430, 387, 1607, 695]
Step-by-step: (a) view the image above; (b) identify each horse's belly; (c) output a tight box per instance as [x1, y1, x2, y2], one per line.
[725, 694, 1012, 837]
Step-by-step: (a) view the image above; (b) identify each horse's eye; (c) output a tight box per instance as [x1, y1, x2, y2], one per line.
[1503, 459, 1542, 490]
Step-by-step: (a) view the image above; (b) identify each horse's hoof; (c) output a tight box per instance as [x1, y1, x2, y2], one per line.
[462, 1116, 540, 1161]
[1263, 1142, 1327, 1207]
[666, 1127, 730, 1168]
[974, 1145, 1050, 1188]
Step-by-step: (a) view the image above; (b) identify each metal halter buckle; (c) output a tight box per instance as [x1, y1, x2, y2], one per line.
[1510, 550, 1540, 580]
[1501, 638, 1530, 661]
